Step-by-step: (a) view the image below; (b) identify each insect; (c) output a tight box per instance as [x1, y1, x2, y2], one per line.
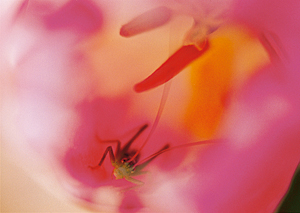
[89, 79, 173, 185]
[89, 124, 170, 185]
[89, 122, 213, 185]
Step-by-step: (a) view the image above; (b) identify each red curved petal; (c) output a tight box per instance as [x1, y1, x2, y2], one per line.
[134, 42, 209, 93]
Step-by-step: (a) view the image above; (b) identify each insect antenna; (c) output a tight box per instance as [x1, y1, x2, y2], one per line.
[118, 123, 148, 159]
[128, 25, 183, 164]
[133, 144, 170, 175]
[128, 80, 171, 163]
[136, 139, 216, 167]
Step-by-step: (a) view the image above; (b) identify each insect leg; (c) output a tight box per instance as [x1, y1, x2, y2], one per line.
[89, 146, 115, 169]
[137, 139, 216, 168]
[133, 144, 170, 175]
[120, 177, 145, 192]
[95, 134, 121, 157]
[120, 124, 148, 157]
[124, 176, 144, 185]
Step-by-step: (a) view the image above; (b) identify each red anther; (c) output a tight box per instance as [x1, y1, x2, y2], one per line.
[134, 42, 209, 93]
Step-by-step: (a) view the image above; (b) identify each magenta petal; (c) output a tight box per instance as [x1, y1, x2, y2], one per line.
[119, 191, 143, 212]
[63, 97, 131, 187]
[180, 64, 300, 212]
[44, 0, 103, 34]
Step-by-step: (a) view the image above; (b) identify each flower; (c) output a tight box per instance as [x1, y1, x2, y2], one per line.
[1, 0, 300, 212]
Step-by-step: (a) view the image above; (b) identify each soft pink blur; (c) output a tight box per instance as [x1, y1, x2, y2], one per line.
[1, 0, 192, 211]
[1, 0, 300, 212]
[176, 0, 300, 212]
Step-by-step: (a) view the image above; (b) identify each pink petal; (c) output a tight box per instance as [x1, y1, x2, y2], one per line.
[187, 65, 300, 212]
[44, 0, 103, 34]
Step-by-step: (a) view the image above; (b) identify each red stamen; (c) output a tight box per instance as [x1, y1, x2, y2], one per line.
[134, 42, 209, 93]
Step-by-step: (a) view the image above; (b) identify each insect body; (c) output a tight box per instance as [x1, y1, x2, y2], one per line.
[90, 123, 213, 185]
[90, 124, 170, 185]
